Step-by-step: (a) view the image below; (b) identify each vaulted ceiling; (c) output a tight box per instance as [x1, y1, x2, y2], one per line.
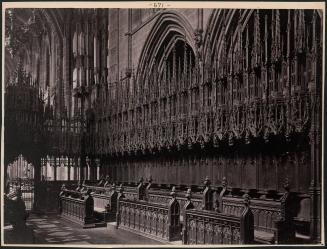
[4, 8, 65, 79]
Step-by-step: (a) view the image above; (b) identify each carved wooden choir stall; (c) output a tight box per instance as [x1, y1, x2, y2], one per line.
[57, 175, 302, 244]
[59, 184, 96, 228]
[4, 8, 322, 244]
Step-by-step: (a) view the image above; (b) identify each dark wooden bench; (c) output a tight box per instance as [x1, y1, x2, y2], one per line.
[92, 190, 117, 222]
[115, 178, 146, 201]
[84, 185, 108, 194]
[147, 178, 214, 224]
[221, 192, 295, 244]
[59, 187, 95, 228]
[79, 183, 119, 222]
[116, 187, 182, 242]
[148, 189, 202, 208]
[123, 186, 139, 200]
[84, 182, 113, 194]
[293, 195, 311, 242]
[183, 194, 254, 244]
[120, 177, 214, 227]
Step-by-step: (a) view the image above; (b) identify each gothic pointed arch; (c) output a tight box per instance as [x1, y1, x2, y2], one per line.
[38, 9, 64, 41]
[203, 9, 253, 67]
[136, 10, 197, 84]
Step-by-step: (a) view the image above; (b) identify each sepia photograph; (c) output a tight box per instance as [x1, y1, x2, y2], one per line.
[1, 1, 325, 247]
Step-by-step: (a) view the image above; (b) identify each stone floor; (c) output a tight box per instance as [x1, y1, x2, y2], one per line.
[6, 213, 164, 245]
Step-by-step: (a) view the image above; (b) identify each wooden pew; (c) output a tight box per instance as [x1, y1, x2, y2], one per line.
[293, 195, 311, 242]
[61, 188, 84, 198]
[107, 178, 302, 244]
[84, 184, 109, 194]
[116, 187, 182, 242]
[92, 190, 118, 222]
[147, 188, 202, 209]
[183, 194, 254, 244]
[119, 178, 148, 200]
[59, 186, 95, 228]
[120, 177, 213, 227]
[78, 182, 118, 222]
[83, 177, 112, 195]
[120, 186, 137, 200]
[221, 186, 296, 244]
[119, 177, 294, 244]
[146, 178, 214, 223]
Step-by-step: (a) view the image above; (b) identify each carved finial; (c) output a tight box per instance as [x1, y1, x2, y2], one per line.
[204, 176, 211, 187]
[61, 184, 66, 191]
[119, 184, 124, 193]
[222, 177, 227, 188]
[283, 178, 290, 192]
[139, 177, 144, 184]
[170, 186, 176, 198]
[243, 193, 250, 207]
[185, 188, 192, 200]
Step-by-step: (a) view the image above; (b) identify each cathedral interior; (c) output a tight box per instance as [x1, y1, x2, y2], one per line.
[3, 7, 323, 246]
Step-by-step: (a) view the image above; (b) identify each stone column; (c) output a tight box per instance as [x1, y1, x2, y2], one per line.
[309, 10, 321, 243]
[53, 157, 57, 181]
[63, 22, 71, 117]
[32, 156, 41, 212]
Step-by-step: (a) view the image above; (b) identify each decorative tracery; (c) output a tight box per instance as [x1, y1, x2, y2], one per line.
[4, 9, 322, 193]
[203, 9, 320, 147]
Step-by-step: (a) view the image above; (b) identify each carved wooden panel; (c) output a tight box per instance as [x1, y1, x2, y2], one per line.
[117, 198, 181, 241]
[184, 209, 249, 244]
[222, 196, 283, 234]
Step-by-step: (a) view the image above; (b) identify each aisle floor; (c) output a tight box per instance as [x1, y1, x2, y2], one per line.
[21, 214, 164, 245]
